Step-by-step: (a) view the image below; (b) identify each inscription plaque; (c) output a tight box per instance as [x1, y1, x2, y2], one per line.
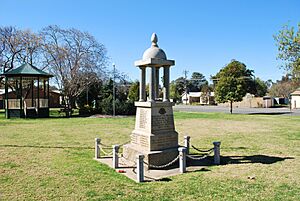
[139, 109, 147, 129]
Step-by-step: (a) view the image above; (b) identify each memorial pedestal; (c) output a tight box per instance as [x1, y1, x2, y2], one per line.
[123, 101, 179, 168]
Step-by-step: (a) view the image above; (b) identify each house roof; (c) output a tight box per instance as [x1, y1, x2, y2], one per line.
[189, 92, 202, 97]
[1, 63, 53, 77]
[181, 91, 215, 97]
[291, 88, 300, 96]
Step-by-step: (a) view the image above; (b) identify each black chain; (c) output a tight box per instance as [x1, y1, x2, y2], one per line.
[191, 145, 214, 153]
[99, 141, 130, 148]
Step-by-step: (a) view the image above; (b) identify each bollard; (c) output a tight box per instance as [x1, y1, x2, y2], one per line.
[136, 154, 144, 183]
[95, 138, 101, 159]
[112, 145, 120, 169]
[184, 136, 190, 155]
[178, 147, 187, 173]
[213, 141, 221, 165]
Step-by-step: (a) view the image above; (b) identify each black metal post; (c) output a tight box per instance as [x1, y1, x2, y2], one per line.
[31, 79, 34, 107]
[20, 76, 22, 116]
[47, 79, 50, 105]
[44, 79, 46, 99]
[37, 77, 40, 116]
[5, 77, 8, 118]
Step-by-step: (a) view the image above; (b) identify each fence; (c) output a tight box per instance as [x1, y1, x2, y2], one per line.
[94, 136, 221, 183]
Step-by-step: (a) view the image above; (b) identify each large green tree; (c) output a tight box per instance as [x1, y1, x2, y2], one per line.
[274, 23, 300, 79]
[214, 60, 253, 114]
[254, 77, 268, 97]
[170, 77, 185, 103]
[128, 80, 139, 101]
[169, 72, 207, 103]
[189, 72, 207, 92]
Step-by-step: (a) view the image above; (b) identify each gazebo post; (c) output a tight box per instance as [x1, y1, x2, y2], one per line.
[37, 77, 40, 117]
[43, 79, 46, 100]
[20, 76, 23, 117]
[31, 79, 34, 107]
[47, 79, 50, 107]
[5, 77, 9, 118]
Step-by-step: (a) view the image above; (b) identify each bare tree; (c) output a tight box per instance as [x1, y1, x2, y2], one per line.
[1, 25, 109, 116]
[40, 25, 108, 110]
[0, 26, 43, 73]
[17, 29, 44, 67]
[0, 26, 24, 73]
[268, 75, 298, 98]
[0, 26, 44, 91]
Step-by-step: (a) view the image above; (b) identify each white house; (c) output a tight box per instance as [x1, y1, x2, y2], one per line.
[291, 88, 300, 109]
[181, 92, 215, 105]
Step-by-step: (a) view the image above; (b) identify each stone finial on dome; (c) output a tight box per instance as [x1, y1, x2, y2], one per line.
[141, 33, 167, 60]
[151, 33, 158, 47]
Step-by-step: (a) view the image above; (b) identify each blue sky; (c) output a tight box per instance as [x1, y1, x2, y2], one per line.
[0, 0, 299, 82]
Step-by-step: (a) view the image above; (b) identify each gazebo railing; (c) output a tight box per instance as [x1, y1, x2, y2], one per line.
[6, 99, 49, 109]
[39, 99, 48, 108]
[6, 99, 20, 109]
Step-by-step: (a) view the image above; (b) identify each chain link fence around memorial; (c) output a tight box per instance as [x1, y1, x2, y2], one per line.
[97, 139, 215, 169]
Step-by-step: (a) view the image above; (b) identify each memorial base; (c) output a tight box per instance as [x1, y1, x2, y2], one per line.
[123, 144, 179, 169]
[123, 101, 179, 169]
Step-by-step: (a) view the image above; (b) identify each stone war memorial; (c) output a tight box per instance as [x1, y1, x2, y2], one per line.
[122, 33, 178, 167]
[95, 33, 220, 182]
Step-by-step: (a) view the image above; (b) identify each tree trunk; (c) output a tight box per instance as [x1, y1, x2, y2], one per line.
[64, 96, 74, 117]
[230, 101, 233, 114]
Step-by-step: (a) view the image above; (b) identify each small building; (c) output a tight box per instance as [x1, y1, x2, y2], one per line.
[291, 88, 300, 109]
[263, 96, 275, 108]
[0, 63, 53, 118]
[217, 93, 266, 108]
[181, 92, 215, 105]
[49, 90, 61, 108]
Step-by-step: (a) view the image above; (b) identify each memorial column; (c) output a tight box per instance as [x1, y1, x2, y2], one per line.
[149, 66, 156, 102]
[139, 67, 146, 101]
[163, 66, 170, 102]
[155, 67, 160, 100]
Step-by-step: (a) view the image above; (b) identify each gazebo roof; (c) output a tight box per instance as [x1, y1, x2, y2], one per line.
[1, 63, 53, 77]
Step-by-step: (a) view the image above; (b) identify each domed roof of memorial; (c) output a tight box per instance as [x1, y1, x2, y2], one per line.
[142, 33, 167, 60]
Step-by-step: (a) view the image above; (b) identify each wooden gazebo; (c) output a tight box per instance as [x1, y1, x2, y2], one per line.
[1, 63, 53, 118]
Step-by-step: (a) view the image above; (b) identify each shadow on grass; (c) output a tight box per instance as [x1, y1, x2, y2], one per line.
[47, 114, 86, 119]
[0, 144, 94, 149]
[248, 112, 292, 115]
[221, 155, 294, 165]
[143, 177, 172, 182]
[187, 155, 294, 167]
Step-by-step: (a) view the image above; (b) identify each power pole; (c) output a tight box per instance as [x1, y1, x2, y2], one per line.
[86, 86, 89, 106]
[113, 63, 116, 117]
[183, 70, 188, 105]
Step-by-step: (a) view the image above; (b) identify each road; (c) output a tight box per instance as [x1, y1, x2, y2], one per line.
[174, 105, 300, 116]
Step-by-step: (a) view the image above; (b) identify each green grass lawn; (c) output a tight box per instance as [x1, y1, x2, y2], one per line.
[0, 110, 299, 200]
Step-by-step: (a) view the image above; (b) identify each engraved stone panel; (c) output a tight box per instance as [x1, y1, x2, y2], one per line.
[139, 108, 147, 129]
[152, 114, 174, 131]
[150, 132, 178, 150]
[131, 131, 150, 150]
